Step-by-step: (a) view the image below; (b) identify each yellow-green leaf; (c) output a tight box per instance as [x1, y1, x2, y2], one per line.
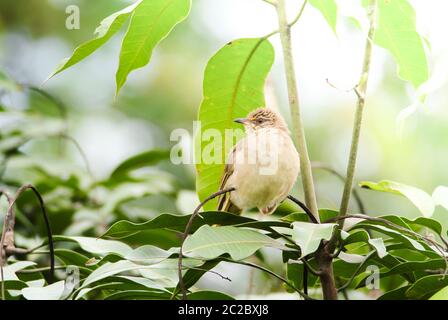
[360, 180, 435, 217]
[308, 0, 338, 33]
[430, 286, 448, 300]
[195, 38, 275, 210]
[115, 0, 191, 94]
[48, 0, 142, 80]
[183, 225, 281, 260]
[374, 0, 429, 88]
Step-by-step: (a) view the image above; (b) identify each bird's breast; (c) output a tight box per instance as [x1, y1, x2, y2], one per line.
[228, 128, 300, 210]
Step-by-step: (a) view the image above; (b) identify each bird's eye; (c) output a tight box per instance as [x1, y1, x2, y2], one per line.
[256, 119, 263, 124]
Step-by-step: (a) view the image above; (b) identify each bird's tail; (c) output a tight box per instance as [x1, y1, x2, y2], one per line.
[217, 191, 241, 214]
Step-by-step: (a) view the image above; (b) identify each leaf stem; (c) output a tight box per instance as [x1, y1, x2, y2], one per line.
[338, 0, 377, 219]
[276, 0, 319, 223]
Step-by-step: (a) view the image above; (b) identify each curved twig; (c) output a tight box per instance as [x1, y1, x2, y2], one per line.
[26, 86, 68, 120]
[8, 185, 55, 279]
[178, 187, 235, 300]
[222, 258, 313, 300]
[0, 189, 13, 300]
[287, 195, 319, 224]
[58, 134, 94, 180]
[301, 257, 323, 276]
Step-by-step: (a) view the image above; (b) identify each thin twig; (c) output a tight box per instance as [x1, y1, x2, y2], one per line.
[178, 187, 235, 300]
[286, 195, 319, 223]
[7, 185, 55, 278]
[223, 258, 312, 300]
[59, 134, 94, 180]
[0, 189, 13, 300]
[301, 257, 323, 276]
[260, 0, 308, 43]
[338, 0, 377, 220]
[276, 0, 319, 223]
[288, 0, 308, 27]
[187, 267, 232, 282]
[26, 86, 68, 120]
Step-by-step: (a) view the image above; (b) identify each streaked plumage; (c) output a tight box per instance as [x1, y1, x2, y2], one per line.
[217, 108, 300, 215]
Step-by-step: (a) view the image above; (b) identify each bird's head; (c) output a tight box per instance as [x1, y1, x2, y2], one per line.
[234, 108, 287, 132]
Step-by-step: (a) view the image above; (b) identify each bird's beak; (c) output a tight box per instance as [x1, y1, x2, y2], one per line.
[234, 117, 248, 124]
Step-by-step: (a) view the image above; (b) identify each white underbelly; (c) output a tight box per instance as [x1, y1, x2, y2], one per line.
[228, 129, 300, 210]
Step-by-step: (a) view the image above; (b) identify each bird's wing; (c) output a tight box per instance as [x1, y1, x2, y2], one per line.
[217, 145, 241, 214]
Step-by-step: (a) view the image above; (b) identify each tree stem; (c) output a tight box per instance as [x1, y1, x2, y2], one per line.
[276, 0, 338, 300]
[339, 0, 377, 218]
[276, 0, 319, 223]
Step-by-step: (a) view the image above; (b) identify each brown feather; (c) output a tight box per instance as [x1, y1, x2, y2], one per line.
[217, 146, 241, 214]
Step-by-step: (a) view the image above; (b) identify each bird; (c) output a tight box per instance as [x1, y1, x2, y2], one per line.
[217, 107, 300, 215]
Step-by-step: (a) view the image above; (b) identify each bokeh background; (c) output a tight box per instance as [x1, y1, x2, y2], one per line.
[1, 0, 447, 298]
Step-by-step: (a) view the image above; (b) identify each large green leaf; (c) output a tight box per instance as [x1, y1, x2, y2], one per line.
[22, 281, 66, 300]
[373, 0, 429, 88]
[75, 276, 170, 300]
[187, 291, 234, 300]
[406, 274, 448, 299]
[54, 236, 133, 257]
[139, 258, 202, 287]
[115, 0, 191, 94]
[1, 261, 37, 281]
[104, 290, 171, 300]
[0, 70, 21, 91]
[378, 285, 410, 300]
[175, 259, 222, 294]
[183, 225, 282, 260]
[368, 238, 388, 258]
[400, 216, 442, 236]
[53, 236, 173, 265]
[54, 249, 92, 268]
[48, 1, 142, 80]
[196, 38, 275, 210]
[81, 260, 151, 288]
[109, 149, 170, 180]
[349, 223, 425, 251]
[101, 211, 273, 239]
[360, 180, 434, 217]
[291, 222, 336, 257]
[382, 259, 446, 279]
[308, 0, 338, 33]
[433, 186, 448, 211]
[430, 286, 448, 300]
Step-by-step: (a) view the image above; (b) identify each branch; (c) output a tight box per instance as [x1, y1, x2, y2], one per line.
[338, 0, 377, 219]
[0, 185, 55, 282]
[287, 195, 319, 223]
[288, 0, 307, 28]
[177, 187, 235, 300]
[0, 189, 13, 301]
[260, 0, 308, 40]
[26, 85, 68, 120]
[59, 134, 94, 180]
[276, 0, 319, 223]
